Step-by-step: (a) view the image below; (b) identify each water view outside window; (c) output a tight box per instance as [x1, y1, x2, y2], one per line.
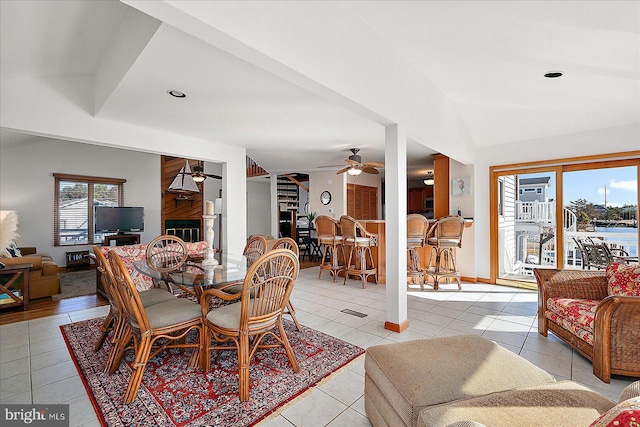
[563, 166, 638, 269]
[56, 180, 120, 245]
[496, 165, 638, 285]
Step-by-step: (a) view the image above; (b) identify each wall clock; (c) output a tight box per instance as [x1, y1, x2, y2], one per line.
[320, 191, 332, 205]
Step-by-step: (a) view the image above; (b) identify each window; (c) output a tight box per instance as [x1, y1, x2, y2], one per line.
[54, 174, 125, 246]
[498, 179, 504, 216]
[537, 188, 543, 194]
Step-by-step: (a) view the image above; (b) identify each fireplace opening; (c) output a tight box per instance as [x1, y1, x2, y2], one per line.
[165, 219, 201, 243]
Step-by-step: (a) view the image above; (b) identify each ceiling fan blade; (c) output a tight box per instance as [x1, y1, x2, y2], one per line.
[205, 173, 222, 180]
[364, 162, 384, 168]
[345, 159, 360, 166]
[336, 166, 352, 174]
[317, 164, 345, 168]
[362, 166, 379, 174]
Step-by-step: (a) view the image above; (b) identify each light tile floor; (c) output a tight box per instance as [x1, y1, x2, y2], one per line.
[0, 268, 634, 426]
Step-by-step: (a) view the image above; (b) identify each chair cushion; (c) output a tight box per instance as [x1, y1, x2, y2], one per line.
[589, 395, 640, 427]
[143, 298, 201, 329]
[428, 238, 460, 247]
[103, 244, 154, 291]
[606, 262, 640, 297]
[139, 288, 176, 307]
[545, 298, 598, 346]
[319, 235, 343, 244]
[205, 300, 277, 331]
[345, 237, 374, 245]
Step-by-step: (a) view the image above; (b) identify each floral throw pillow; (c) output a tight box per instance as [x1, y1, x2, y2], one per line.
[589, 396, 640, 427]
[606, 263, 640, 297]
[7, 242, 21, 257]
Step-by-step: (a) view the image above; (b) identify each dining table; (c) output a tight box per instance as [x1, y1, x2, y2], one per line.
[133, 252, 248, 298]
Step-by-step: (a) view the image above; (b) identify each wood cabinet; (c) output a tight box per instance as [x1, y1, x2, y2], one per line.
[433, 154, 450, 218]
[347, 184, 378, 220]
[407, 187, 433, 215]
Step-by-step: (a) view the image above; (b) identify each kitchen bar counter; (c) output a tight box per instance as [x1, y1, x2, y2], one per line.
[358, 220, 386, 284]
[339, 218, 472, 286]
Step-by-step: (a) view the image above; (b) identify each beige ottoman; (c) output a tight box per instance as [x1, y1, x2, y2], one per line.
[364, 335, 557, 427]
[416, 380, 615, 427]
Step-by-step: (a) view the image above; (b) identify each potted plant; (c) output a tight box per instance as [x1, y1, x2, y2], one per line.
[306, 211, 317, 227]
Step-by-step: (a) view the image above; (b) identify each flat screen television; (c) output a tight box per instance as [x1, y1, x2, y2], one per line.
[95, 206, 144, 233]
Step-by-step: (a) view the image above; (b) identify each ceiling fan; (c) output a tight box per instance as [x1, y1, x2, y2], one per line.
[187, 164, 222, 182]
[336, 148, 384, 175]
[168, 160, 221, 196]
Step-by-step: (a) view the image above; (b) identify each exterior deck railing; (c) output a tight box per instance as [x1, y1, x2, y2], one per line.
[515, 201, 577, 231]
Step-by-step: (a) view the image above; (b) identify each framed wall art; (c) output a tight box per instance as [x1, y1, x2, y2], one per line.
[452, 177, 471, 196]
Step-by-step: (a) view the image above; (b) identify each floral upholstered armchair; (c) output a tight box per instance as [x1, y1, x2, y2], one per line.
[535, 263, 640, 383]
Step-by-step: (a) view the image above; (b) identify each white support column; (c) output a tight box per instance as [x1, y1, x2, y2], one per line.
[270, 174, 279, 238]
[384, 124, 408, 332]
[222, 154, 247, 256]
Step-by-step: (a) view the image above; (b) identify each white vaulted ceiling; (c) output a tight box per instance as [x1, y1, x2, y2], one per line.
[1, 0, 638, 178]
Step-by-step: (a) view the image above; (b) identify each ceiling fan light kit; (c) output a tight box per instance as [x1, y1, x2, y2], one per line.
[424, 170, 435, 186]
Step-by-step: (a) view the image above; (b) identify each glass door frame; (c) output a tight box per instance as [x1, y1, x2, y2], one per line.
[489, 152, 640, 285]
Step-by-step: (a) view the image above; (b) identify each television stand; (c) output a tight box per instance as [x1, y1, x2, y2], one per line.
[103, 233, 140, 247]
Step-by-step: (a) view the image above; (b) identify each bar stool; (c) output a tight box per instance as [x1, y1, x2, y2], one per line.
[406, 214, 429, 290]
[340, 215, 378, 288]
[316, 215, 344, 282]
[426, 215, 465, 290]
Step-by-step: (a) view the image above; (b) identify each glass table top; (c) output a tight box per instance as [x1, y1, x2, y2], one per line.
[133, 253, 248, 289]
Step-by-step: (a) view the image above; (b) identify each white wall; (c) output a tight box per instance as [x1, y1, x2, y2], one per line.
[474, 124, 639, 280]
[449, 159, 475, 278]
[308, 170, 345, 220]
[449, 160, 474, 218]
[0, 136, 160, 266]
[246, 179, 272, 237]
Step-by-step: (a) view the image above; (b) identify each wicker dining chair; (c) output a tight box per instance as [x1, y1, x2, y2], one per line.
[108, 250, 204, 404]
[243, 235, 268, 266]
[145, 234, 189, 272]
[92, 246, 177, 373]
[272, 237, 302, 330]
[200, 249, 300, 402]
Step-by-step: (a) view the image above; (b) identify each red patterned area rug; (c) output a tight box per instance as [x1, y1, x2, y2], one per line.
[60, 317, 364, 427]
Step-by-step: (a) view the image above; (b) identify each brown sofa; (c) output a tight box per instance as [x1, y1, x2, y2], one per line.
[0, 247, 61, 300]
[535, 268, 640, 383]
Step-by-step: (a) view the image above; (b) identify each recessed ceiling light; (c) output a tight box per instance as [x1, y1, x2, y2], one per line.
[544, 71, 563, 78]
[167, 90, 186, 98]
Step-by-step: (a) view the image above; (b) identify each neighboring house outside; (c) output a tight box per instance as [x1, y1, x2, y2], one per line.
[498, 175, 563, 280]
[518, 177, 551, 203]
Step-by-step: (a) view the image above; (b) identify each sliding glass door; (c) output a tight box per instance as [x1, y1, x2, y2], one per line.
[563, 165, 638, 270]
[495, 170, 558, 286]
[491, 153, 639, 288]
